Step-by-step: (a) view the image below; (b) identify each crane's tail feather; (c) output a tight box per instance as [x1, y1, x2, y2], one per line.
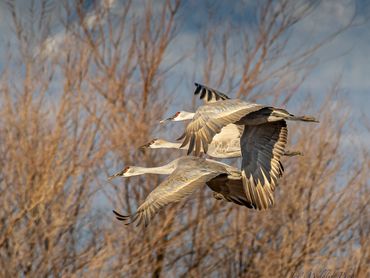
[283, 150, 304, 157]
[271, 109, 319, 123]
[289, 115, 319, 123]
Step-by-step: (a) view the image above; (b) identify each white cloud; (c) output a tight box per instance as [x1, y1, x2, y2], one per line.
[297, 0, 355, 34]
[341, 131, 370, 151]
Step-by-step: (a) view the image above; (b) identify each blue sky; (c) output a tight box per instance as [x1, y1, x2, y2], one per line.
[168, 0, 370, 150]
[0, 0, 369, 149]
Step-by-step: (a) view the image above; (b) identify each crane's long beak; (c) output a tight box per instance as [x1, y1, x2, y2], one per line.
[108, 172, 120, 181]
[138, 139, 157, 153]
[160, 112, 179, 124]
[159, 117, 172, 124]
[138, 142, 150, 150]
[108, 168, 128, 180]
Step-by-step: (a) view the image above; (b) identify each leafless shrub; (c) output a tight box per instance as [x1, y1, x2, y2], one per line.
[0, 0, 368, 277]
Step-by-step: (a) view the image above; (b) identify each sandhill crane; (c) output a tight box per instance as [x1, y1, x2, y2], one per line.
[177, 85, 318, 209]
[141, 123, 242, 158]
[109, 156, 256, 227]
[160, 113, 243, 158]
[157, 84, 304, 159]
[139, 137, 303, 158]
[158, 84, 244, 157]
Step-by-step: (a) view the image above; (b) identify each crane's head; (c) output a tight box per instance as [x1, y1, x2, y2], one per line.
[159, 111, 195, 123]
[108, 166, 136, 179]
[139, 138, 167, 150]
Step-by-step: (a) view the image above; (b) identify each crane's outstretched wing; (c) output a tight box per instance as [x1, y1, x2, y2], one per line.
[241, 120, 287, 210]
[194, 83, 230, 103]
[179, 99, 265, 155]
[113, 164, 222, 227]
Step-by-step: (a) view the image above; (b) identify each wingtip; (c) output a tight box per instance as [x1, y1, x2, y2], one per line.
[112, 210, 127, 218]
[113, 212, 130, 222]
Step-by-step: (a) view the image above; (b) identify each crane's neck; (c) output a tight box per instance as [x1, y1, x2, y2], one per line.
[152, 140, 184, 149]
[130, 163, 176, 175]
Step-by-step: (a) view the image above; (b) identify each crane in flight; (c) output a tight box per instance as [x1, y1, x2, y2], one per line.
[109, 156, 257, 227]
[176, 83, 317, 210]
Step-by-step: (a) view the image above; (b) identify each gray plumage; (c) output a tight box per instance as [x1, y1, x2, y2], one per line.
[113, 83, 317, 226]
[178, 96, 318, 210]
[178, 99, 267, 155]
[240, 121, 287, 209]
[112, 156, 253, 227]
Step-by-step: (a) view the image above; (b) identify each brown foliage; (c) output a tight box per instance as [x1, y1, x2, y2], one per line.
[0, 0, 368, 277]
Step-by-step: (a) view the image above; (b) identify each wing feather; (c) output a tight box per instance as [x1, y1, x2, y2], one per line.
[180, 99, 265, 156]
[241, 120, 288, 210]
[194, 83, 230, 103]
[113, 162, 223, 227]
